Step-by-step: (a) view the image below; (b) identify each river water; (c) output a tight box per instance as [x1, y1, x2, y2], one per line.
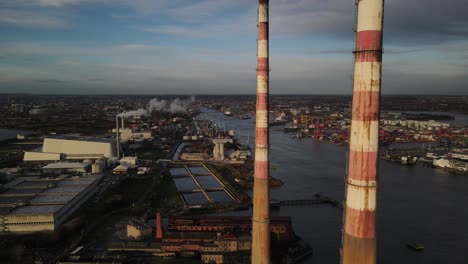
[0, 129, 34, 141]
[198, 109, 468, 264]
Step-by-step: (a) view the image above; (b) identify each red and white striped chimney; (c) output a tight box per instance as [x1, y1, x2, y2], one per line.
[341, 0, 384, 263]
[251, 0, 270, 263]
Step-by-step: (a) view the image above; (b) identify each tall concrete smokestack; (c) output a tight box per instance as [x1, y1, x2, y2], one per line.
[341, 0, 384, 263]
[121, 116, 125, 130]
[251, 0, 270, 263]
[115, 115, 120, 159]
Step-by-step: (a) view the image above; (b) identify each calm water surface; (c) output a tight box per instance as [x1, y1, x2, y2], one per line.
[199, 109, 468, 264]
[0, 129, 34, 141]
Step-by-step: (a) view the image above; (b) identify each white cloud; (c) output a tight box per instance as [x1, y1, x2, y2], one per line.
[36, 0, 86, 6]
[116, 44, 160, 50]
[168, 0, 250, 22]
[143, 26, 204, 38]
[0, 10, 67, 28]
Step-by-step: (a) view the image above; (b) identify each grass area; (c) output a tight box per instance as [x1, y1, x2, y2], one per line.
[205, 163, 251, 203]
[138, 150, 167, 161]
[152, 171, 183, 214]
[130, 141, 169, 161]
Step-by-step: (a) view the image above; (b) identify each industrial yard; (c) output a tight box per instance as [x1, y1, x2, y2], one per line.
[0, 175, 103, 232]
[0, 94, 303, 263]
[0, 91, 467, 263]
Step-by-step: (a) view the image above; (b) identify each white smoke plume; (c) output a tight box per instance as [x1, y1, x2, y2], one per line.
[119, 96, 195, 117]
[148, 98, 168, 112]
[120, 109, 148, 118]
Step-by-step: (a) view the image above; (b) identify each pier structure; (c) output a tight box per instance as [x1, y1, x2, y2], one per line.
[212, 138, 233, 160]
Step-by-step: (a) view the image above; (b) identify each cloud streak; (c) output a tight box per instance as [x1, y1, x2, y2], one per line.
[0, 0, 467, 95]
[143, 26, 204, 38]
[0, 9, 67, 28]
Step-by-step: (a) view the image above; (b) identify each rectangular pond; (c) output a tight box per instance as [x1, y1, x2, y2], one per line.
[173, 177, 198, 191]
[169, 167, 189, 176]
[188, 166, 210, 175]
[195, 176, 222, 189]
[182, 192, 210, 205]
[207, 191, 233, 202]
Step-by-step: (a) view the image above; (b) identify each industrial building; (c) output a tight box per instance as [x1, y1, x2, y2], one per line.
[108, 215, 296, 264]
[120, 128, 152, 141]
[165, 216, 292, 242]
[42, 162, 91, 174]
[161, 216, 292, 263]
[127, 220, 152, 240]
[0, 175, 102, 232]
[23, 136, 117, 162]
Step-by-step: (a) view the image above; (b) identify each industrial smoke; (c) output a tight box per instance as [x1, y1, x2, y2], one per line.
[119, 96, 195, 118]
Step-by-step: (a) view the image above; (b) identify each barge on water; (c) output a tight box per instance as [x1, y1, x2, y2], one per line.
[407, 241, 424, 251]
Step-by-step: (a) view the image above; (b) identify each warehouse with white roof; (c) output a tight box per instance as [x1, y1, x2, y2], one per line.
[0, 175, 102, 232]
[23, 136, 117, 162]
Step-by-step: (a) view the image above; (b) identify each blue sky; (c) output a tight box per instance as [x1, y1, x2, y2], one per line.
[0, 0, 467, 94]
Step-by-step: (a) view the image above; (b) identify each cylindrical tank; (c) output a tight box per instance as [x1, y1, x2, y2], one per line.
[95, 158, 106, 168]
[92, 162, 104, 174]
[83, 159, 93, 165]
[183, 136, 190, 141]
[191, 135, 198, 141]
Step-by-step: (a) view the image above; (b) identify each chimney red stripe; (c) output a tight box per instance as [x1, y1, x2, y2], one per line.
[257, 58, 269, 71]
[258, 22, 269, 40]
[256, 128, 268, 145]
[344, 207, 376, 238]
[348, 150, 378, 181]
[254, 161, 269, 179]
[356, 30, 382, 51]
[351, 91, 380, 121]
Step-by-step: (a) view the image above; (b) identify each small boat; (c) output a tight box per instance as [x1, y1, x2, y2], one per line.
[407, 241, 424, 251]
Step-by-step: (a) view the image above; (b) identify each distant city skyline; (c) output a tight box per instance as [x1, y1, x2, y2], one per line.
[0, 0, 467, 95]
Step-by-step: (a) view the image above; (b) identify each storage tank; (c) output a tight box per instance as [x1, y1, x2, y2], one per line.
[92, 162, 104, 174]
[83, 159, 93, 165]
[191, 135, 198, 141]
[183, 136, 190, 141]
[96, 158, 106, 166]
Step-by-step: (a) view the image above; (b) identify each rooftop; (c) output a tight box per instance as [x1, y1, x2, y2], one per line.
[46, 135, 116, 144]
[0, 175, 102, 216]
[42, 162, 89, 170]
[11, 204, 62, 215]
[30, 194, 75, 204]
[128, 220, 151, 230]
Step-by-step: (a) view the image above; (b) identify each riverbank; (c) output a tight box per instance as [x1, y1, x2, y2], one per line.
[198, 106, 468, 264]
